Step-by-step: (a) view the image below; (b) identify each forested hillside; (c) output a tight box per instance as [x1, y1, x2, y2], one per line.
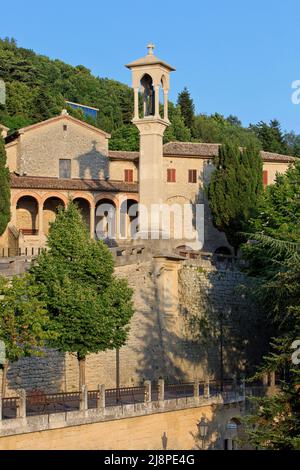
[0, 37, 299, 155]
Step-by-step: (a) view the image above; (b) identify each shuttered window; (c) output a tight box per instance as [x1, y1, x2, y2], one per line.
[124, 169, 134, 183]
[59, 159, 71, 179]
[263, 170, 268, 187]
[167, 168, 176, 182]
[188, 169, 197, 183]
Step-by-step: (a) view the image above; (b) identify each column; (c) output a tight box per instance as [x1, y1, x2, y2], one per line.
[134, 88, 139, 120]
[90, 203, 95, 239]
[193, 380, 199, 398]
[80, 385, 88, 411]
[164, 90, 168, 121]
[154, 85, 160, 118]
[17, 389, 26, 418]
[204, 380, 210, 398]
[97, 384, 105, 410]
[38, 201, 43, 238]
[144, 380, 152, 403]
[158, 378, 165, 402]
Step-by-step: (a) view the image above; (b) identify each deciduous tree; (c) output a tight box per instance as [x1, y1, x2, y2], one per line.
[31, 201, 134, 389]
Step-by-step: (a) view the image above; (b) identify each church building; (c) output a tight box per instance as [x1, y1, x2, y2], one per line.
[0, 45, 295, 257]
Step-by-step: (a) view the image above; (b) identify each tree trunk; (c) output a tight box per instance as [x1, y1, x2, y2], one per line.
[78, 356, 86, 390]
[1, 360, 9, 398]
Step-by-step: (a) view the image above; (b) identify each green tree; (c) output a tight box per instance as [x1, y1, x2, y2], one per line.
[110, 124, 139, 151]
[241, 164, 300, 449]
[242, 238, 300, 449]
[193, 113, 259, 147]
[177, 87, 195, 130]
[0, 136, 10, 236]
[0, 274, 50, 396]
[207, 143, 263, 254]
[243, 162, 300, 276]
[31, 201, 134, 388]
[250, 119, 289, 155]
[164, 104, 191, 143]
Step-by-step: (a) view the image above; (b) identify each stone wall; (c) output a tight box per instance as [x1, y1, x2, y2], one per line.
[19, 118, 109, 180]
[178, 262, 268, 380]
[0, 397, 243, 450]
[0, 257, 266, 395]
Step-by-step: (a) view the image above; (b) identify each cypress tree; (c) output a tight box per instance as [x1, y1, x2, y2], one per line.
[177, 87, 195, 130]
[207, 143, 263, 254]
[0, 136, 10, 235]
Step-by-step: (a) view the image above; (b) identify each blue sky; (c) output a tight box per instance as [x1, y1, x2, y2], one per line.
[2, 0, 300, 132]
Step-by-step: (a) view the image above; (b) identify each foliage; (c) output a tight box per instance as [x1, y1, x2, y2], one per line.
[110, 124, 139, 151]
[0, 136, 10, 235]
[207, 143, 263, 253]
[30, 201, 134, 385]
[0, 37, 133, 135]
[192, 113, 260, 148]
[249, 119, 289, 155]
[1, 37, 299, 154]
[241, 165, 300, 449]
[164, 103, 191, 143]
[177, 87, 195, 130]
[242, 162, 300, 276]
[0, 274, 50, 363]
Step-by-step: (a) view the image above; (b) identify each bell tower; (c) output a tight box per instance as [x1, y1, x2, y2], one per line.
[126, 44, 175, 237]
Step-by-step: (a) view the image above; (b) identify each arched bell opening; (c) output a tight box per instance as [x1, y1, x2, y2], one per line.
[140, 73, 155, 117]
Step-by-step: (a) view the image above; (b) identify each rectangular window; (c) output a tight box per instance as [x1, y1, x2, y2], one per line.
[167, 168, 176, 183]
[188, 169, 197, 183]
[124, 169, 134, 183]
[59, 159, 71, 179]
[263, 170, 268, 187]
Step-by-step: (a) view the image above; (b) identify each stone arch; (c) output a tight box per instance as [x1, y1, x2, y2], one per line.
[43, 196, 65, 235]
[94, 193, 119, 207]
[41, 192, 68, 207]
[224, 417, 242, 450]
[140, 73, 155, 117]
[95, 198, 117, 243]
[73, 197, 91, 231]
[16, 195, 39, 235]
[13, 190, 42, 206]
[119, 198, 139, 240]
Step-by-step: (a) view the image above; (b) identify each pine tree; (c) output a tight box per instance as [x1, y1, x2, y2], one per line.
[0, 136, 10, 236]
[177, 87, 195, 130]
[242, 245, 300, 449]
[241, 165, 300, 449]
[31, 200, 134, 388]
[207, 143, 263, 254]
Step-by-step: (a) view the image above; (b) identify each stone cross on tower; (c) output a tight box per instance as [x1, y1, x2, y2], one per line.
[126, 45, 175, 239]
[147, 43, 155, 55]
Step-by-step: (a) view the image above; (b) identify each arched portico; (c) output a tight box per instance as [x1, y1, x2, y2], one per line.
[95, 198, 117, 243]
[73, 197, 91, 232]
[16, 195, 39, 235]
[119, 198, 139, 240]
[43, 197, 65, 235]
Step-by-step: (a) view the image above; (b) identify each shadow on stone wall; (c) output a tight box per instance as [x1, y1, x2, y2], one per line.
[75, 141, 108, 180]
[130, 263, 222, 384]
[180, 265, 271, 382]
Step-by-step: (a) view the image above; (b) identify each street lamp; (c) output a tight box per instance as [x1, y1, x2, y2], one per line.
[197, 417, 208, 449]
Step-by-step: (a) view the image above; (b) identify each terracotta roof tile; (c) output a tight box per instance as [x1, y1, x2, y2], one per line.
[162, 141, 296, 162]
[10, 174, 138, 193]
[108, 150, 139, 161]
